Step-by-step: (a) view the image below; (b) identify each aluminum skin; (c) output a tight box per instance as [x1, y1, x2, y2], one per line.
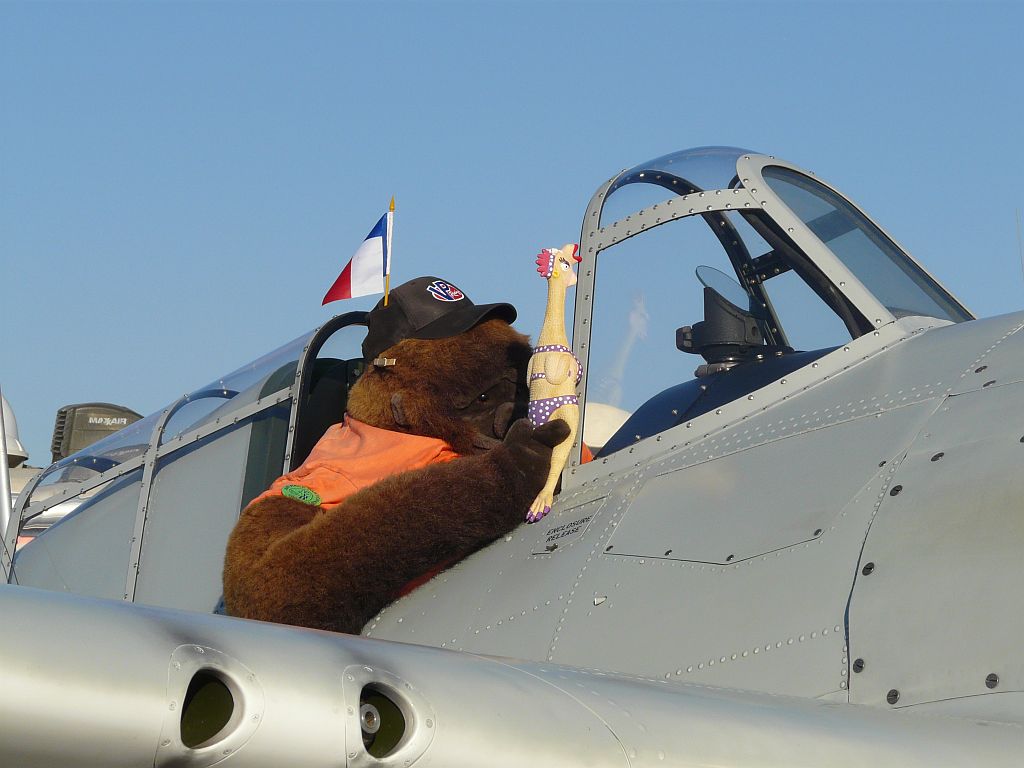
[2, 585, 1022, 768]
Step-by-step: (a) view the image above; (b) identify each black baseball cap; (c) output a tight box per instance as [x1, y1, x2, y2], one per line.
[361, 276, 517, 361]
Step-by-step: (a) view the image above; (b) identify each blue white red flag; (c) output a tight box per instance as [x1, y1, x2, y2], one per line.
[322, 207, 393, 304]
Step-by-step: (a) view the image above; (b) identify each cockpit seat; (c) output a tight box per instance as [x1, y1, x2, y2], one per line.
[597, 347, 836, 456]
[291, 357, 366, 469]
[677, 286, 795, 376]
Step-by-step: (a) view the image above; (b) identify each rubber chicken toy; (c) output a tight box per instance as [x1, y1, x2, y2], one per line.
[526, 243, 582, 522]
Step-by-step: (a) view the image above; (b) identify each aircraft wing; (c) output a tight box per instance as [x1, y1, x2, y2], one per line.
[1, 584, 1020, 767]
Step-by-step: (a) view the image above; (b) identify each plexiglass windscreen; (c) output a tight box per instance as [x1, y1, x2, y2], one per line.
[28, 330, 313, 499]
[762, 166, 971, 323]
[599, 146, 750, 227]
[584, 175, 855, 455]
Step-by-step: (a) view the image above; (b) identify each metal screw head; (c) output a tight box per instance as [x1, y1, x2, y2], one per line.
[889, 485, 903, 496]
[887, 689, 900, 705]
[853, 658, 865, 673]
[360, 703, 381, 734]
[862, 562, 875, 576]
[986, 673, 999, 689]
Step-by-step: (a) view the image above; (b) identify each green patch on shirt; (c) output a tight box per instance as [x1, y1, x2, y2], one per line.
[281, 484, 322, 506]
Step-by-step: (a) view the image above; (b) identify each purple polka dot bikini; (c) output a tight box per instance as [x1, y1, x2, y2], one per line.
[528, 345, 584, 427]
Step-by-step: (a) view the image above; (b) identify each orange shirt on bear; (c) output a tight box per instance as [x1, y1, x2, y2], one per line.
[255, 415, 459, 510]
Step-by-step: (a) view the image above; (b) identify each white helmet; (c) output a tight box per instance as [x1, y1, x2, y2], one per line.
[2, 394, 28, 467]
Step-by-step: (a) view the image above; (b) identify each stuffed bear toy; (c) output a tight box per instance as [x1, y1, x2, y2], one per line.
[223, 276, 568, 634]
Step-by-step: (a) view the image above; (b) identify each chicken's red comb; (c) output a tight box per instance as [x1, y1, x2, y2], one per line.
[536, 249, 555, 278]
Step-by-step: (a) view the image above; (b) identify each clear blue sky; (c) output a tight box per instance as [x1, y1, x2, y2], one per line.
[3, 0, 1023, 466]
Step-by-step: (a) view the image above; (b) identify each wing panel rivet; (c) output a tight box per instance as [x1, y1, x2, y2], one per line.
[862, 562, 875, 576]
[853, 658, 865, 673]
[889, 485, 903, 496]
[887, 689, 900, 705]
[930, 452, 944, 462]
[986, 673, 999, 689]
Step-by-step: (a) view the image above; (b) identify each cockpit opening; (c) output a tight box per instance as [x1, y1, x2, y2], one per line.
[578, 147, 971, 459]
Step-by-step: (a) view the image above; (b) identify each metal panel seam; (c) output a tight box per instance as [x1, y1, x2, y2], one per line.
[842, 393, 949, 672]
[472, 656, 632, 766]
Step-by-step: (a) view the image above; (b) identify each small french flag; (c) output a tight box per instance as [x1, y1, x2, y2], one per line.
[322, 204, 393, 304]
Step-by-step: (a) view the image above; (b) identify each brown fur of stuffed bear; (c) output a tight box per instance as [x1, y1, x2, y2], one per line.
[223, 319, 568, 634]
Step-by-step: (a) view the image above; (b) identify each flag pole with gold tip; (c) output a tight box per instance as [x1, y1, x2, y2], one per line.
[383, 196, 395, 306]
